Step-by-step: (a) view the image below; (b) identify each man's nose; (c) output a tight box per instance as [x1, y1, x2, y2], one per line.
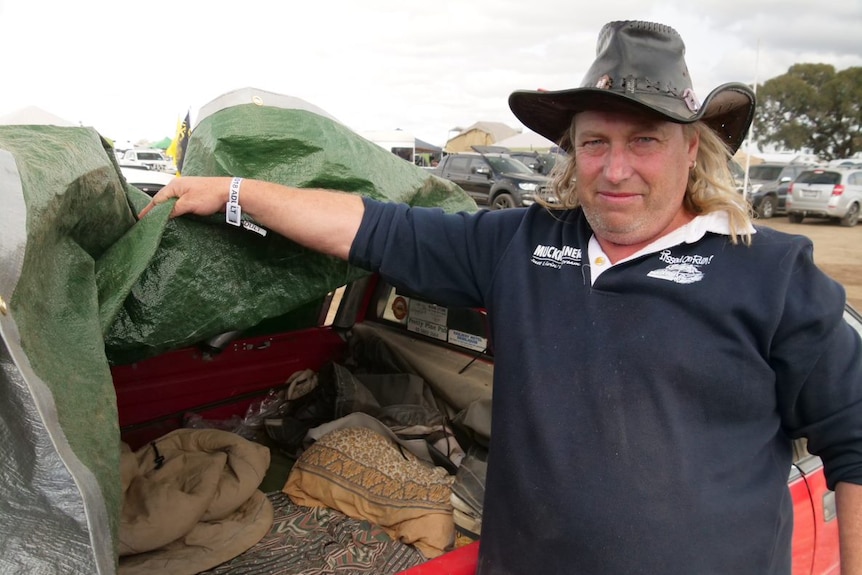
[603, 146, 633, 183]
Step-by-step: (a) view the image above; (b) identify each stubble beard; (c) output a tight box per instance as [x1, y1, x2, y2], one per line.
[581, 204, 655, 246]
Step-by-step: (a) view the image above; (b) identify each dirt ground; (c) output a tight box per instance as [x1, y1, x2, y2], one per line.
[756, 217, 862, 312]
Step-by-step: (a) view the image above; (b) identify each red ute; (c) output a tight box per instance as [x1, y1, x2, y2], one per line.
[113, 275, 853, 574]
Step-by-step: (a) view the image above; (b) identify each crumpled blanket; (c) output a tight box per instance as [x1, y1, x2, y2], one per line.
[119, 428, 274, 575]
[284, 426, 455, 559]
[201, 492, 426, 575]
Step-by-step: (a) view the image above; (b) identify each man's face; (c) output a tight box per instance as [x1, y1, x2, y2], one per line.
[573, 109, 699, 248]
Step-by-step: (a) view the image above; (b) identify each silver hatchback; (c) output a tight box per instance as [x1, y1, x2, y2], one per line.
[786, 167, 862, 227]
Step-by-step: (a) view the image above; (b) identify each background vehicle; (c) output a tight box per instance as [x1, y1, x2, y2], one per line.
[728, 159, 747, 193]
[507, 150, 565, 176]
[786, 167, 862, 226]
[432, 146, 552, 209]
[746, 163, 809, 219]
[120, 165, 174, 196]
[361, 129, 416, 163]
[117, 147, 176, 172]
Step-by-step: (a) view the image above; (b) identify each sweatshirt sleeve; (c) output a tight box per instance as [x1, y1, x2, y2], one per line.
[774, 240, 862, 490]
[348, 197, 524, 309]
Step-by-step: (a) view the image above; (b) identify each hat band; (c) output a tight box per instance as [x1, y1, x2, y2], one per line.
[593, 75, 701, 113]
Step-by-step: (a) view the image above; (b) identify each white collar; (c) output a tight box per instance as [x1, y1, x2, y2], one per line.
[587, 211, 756, 283]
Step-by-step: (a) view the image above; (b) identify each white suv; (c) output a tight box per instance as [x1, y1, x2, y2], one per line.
[786, 167, 862, 227]
[118, 148, 176, 173]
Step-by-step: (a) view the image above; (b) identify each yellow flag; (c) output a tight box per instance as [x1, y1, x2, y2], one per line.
[166, 111, 191, 175]
[165, 119, 180, 163]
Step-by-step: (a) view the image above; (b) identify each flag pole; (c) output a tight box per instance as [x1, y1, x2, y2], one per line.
[742, 39, 760, 201]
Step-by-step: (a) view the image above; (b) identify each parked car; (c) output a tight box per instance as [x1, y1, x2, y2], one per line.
[828, 158, 862, 168]
[507, 150, 565, 176]
[786, 167, 862, 227]
[745, 163, 810, 219]
[433, 146, 553, 209]
[117, 147, 176, 173]
[120, 165, 175, 196]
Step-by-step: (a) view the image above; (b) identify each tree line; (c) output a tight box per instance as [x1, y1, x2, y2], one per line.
[753, 63, 862, 161]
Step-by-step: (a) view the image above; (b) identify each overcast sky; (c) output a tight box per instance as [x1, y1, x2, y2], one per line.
[1, 0, 860, 147]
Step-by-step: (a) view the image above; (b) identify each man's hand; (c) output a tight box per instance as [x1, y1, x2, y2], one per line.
[137, 176, 365, 261]
[138, 176, 231, 220]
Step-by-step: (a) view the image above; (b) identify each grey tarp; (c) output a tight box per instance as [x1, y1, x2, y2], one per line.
[0, 89, 475, 574]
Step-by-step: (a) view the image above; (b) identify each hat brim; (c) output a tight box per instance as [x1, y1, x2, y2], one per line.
[508, 82, 755, 154]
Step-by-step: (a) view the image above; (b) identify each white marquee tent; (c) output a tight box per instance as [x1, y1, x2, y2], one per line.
[0, 106, 76, 127]
[494, 130, 556, 151]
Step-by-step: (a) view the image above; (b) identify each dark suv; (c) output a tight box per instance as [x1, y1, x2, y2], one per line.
[745, 163, 809, 218]
[433, 146, 552, 209]
[508, 150, 565, 176]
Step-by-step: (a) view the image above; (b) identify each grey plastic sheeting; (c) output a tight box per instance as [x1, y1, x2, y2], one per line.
[0, 95, 475, 573]
[0, 143, 115, 574]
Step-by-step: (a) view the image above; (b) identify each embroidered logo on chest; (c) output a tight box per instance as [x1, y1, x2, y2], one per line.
[531, 244, 583, 269]
[647, 250, 715, 285]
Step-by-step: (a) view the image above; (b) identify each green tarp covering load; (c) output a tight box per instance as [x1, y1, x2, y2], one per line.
[106, 89, 475, 363]
[0, 88, 475, 573]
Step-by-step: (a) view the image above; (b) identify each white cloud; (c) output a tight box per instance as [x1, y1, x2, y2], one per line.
[1, 0, 859, 145]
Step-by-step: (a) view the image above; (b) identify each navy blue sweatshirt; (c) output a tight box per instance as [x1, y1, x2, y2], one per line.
[349, 199, 862, 575]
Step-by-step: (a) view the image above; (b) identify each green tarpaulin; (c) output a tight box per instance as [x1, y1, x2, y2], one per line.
[0, 88, 475, 573]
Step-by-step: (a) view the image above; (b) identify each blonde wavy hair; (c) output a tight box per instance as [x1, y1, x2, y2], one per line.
[543, 120, 754, 245]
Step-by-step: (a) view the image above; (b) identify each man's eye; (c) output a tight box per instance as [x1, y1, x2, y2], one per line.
[579, 140, 604, 149]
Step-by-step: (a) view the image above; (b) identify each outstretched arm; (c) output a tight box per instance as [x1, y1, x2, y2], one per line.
[837, 481, 862, 575]
[139, 176, 365, 260]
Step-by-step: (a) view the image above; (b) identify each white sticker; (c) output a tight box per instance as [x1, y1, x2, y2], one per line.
[408, 318, 448, 341]
[448, 329, 487, 353]
[409, 300, 448, 325]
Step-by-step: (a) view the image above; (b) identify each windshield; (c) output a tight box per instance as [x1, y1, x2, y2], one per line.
[137, 152, 165, 161]
[796, 170, 841, 185]
[748, 165, 784, 181]
[486, 156, 535, 175]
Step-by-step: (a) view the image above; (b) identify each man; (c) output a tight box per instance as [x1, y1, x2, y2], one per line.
[141, 20, 862, 575]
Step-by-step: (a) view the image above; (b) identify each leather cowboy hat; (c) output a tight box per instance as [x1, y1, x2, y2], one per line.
[508, 20, 755, 153]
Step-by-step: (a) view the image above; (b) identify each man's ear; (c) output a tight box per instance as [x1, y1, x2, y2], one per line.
[687, 129, 700, 164]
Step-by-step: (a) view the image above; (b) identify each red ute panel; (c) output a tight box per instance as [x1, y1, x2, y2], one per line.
[398, 542, 479, 575]
[112, 327, 347, 446]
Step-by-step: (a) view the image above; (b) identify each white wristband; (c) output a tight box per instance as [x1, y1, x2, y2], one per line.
[226, 177, 242, 226]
